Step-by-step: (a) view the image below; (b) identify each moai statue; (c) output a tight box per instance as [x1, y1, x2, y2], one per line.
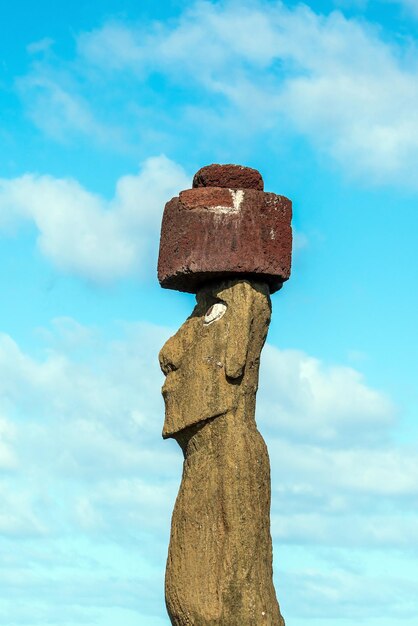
[158, 164, 292, 626]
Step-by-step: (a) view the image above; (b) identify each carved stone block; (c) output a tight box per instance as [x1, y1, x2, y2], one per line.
[158, 183, 292, 294]
[193, 163, 264, 190]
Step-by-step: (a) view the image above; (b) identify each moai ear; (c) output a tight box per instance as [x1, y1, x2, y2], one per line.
[224, 283, 253, 380]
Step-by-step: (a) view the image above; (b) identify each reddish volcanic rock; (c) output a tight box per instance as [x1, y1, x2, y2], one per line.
[193, 164, 264, 191]
[158, 184, 292, 294]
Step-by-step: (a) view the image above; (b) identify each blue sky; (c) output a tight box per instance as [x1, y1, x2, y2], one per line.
[0, 1, 417, 624]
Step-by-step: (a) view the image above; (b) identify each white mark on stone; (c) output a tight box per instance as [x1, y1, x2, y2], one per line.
[204, 302, 227, 325]
[231, 188, 244, 211]
[204, 189, 245, 215]
[270, 228, 276, 240]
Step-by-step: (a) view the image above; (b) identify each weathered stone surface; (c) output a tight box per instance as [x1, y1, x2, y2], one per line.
[158, 186, 292, 294]
[159, 280, 285, 626]
[193, 163, 264, 190]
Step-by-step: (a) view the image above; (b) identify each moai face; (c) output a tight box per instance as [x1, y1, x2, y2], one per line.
[159, 280, 271, 439]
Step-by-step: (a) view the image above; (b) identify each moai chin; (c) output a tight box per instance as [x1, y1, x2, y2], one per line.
[158, 164, 292, 626]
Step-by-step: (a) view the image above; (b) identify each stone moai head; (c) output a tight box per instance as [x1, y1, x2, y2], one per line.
[158, 164, 292, 440]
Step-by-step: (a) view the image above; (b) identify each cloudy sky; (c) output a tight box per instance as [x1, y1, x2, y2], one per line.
[1, 1, 417, 624]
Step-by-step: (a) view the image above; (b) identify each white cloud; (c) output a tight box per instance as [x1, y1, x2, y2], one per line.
[272, 510, 418, 550]
[0, 319, 179, 546]
[391, 0, 418, 18]
[258, 344, 396, 445]
[74, 1, 418, 185]
[280, 564, 418, 620]
[0, 155, 190, 282]
[0, 416, 17, 469]
[17, 70, 124, 146]
[269, 439, 418, 499]
[27, 37, 54, 55]
[0, 482, 47, 537]
[0, 321, 170, 458]
[78, 23, 144, 71]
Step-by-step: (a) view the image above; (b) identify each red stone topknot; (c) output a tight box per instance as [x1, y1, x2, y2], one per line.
[158, 164, 292, 294]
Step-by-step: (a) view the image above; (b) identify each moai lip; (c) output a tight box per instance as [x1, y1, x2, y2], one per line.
[158, 164, 292, 294]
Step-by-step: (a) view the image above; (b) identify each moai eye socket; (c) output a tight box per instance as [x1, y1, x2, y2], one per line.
[204, 302, 227, 325]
